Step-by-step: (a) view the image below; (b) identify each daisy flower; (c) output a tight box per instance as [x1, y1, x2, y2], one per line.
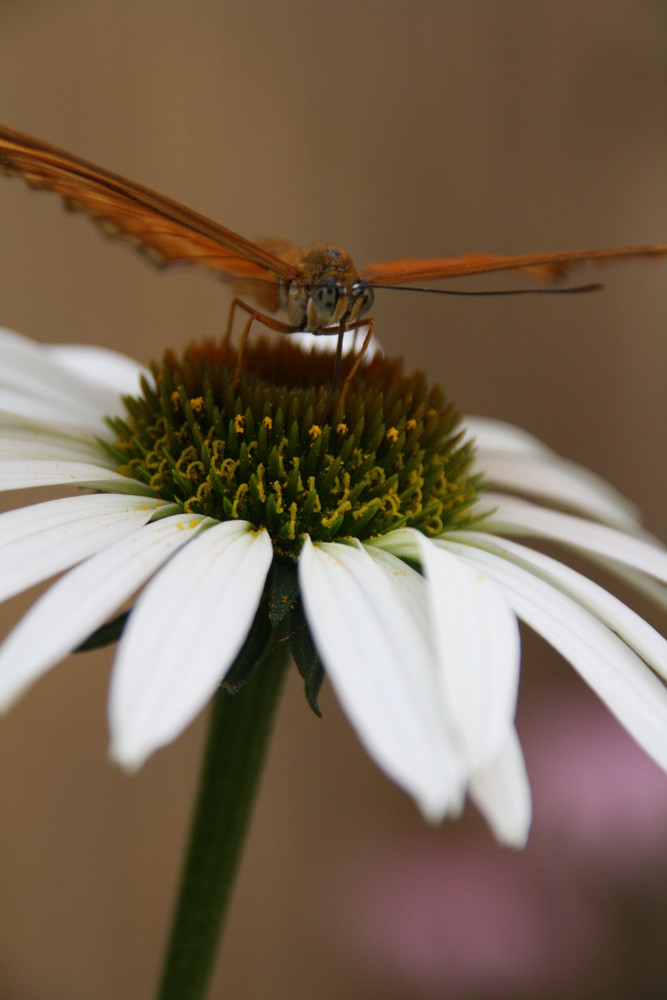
[1, 324, 666, 853]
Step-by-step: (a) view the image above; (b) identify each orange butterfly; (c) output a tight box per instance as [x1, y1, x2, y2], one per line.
[1, 123, 665, 405]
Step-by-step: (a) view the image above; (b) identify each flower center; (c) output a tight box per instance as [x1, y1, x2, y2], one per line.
[104, 338, 480, 558]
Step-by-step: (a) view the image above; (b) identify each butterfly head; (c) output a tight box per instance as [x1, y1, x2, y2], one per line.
[285, 243, 374, 333]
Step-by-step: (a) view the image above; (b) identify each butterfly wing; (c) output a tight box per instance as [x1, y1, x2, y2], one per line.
[360, 247, 667, 285]
[3, 124, 664, 292]
[0, 123, 295, 284]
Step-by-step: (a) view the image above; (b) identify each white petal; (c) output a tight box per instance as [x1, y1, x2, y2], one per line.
[366, 526, 422, 563]
[109, 521, 273, 768]
[0, 412, 112, 465]
[465, 416, 639, 526]
[0, 410, 96, 438]
[590, 559, 667, 615]
[298, 537, 464, 820]
[0, 512, 204, 710]
[463, 416, 548, 456]
[411, 531, 521, 771]
[0, 326, 121, 418]
[442, 538, 667, 772]
[288, 326, 382, 359]
[0, 386, 109, 433]
[480, 493, 667, 582]
[0, 427, 112, 463]
[451, 530, 667, 682]
[474, 452, 639, 528]
[0, 458, 153, 494]
[0, 494, 164, 602]
[469, 728, 532, 849]
[47, 344, 150, 398]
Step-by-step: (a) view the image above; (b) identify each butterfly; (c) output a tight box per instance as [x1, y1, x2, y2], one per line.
[1, 122, 665, 408]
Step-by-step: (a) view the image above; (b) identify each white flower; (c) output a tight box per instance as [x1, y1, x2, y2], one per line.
[1, 326, 666, 849]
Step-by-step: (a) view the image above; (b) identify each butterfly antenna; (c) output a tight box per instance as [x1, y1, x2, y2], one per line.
[371, 283, 605, 297]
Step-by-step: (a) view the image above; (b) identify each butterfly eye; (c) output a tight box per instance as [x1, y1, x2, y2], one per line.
[312, 277, 340, 319]
[352, 280, 374, 316]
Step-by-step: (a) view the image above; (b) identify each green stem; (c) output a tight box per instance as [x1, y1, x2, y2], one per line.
[155, 642, 289, 1000]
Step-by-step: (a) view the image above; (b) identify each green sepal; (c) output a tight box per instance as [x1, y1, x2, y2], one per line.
[267, 557, 299, 627]
[268, 557, 324, 715]
[222, 589, 275, 694]
[288, 601, 324, 718]
[74, 610, 130, 652]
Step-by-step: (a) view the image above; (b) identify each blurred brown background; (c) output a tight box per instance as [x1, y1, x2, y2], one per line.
[0, 3, 665, 998]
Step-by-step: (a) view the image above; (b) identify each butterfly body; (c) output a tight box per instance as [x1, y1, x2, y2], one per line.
[267, 242, 373, 333]
[222, 239, 375, 407]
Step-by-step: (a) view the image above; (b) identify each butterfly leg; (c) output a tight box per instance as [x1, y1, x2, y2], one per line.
[226, 298, 296, 390]
[321, 319, 375, 420]
[224, 297, 257, 347]
[339, 320, 375, 401]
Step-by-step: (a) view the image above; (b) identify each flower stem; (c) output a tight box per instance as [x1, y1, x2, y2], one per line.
[155, 642, 290, 1000]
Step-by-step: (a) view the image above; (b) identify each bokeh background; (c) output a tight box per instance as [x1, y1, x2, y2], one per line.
[0, 2, 665, 998]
